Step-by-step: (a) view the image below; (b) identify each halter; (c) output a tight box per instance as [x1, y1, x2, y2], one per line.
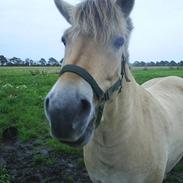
[59, 55, 129, 128]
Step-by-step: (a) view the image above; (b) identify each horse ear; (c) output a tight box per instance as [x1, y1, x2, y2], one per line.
[54, 0, 75, 24]
[116, 0, 135, 17]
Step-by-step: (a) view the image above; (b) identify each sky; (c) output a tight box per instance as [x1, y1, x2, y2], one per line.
[0, 0, 183, 63]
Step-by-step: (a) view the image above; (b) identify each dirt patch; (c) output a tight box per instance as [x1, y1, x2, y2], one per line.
[0, 140, 91, 183]
[0, 139, 182, 183]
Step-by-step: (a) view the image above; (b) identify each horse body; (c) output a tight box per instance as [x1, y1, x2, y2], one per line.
[143, 76, 183, 174]
[45, 0, 183, 182]
[84, 71, 183, 183]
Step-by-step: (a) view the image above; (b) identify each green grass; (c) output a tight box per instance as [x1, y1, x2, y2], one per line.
[0, 67, 183, 154]
[0, 168, 11, 183]
[0, 67, 59, 142]
[47, 138, 81, 154]
[173, 163, 183, 172]
[132, 68, 183, 84]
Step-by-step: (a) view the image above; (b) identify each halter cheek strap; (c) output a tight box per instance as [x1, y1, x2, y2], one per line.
[59, 56, 129, 128]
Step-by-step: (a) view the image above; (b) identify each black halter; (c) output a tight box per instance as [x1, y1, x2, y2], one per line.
[59, 55, 129, 128]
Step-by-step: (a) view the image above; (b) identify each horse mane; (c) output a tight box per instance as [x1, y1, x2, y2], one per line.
[73, 0, 132, 43]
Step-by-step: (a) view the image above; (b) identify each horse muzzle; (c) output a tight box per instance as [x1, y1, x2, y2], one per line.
[44, 82, 95, 147]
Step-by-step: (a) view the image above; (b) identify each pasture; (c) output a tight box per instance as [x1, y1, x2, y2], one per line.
[0, 67, 183, 182]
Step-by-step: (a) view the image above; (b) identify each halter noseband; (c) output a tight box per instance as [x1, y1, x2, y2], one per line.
[59, 56, 129, 128]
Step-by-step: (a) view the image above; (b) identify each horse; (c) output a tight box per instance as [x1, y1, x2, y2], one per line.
[45, 0, 183, 182]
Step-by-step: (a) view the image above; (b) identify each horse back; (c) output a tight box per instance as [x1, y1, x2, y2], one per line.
[143, 76, 183, 173]
[143, 76, 183, 113]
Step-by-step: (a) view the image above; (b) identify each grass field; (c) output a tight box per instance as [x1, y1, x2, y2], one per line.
[0, 67, 183, 149]
[0, 67, 183, 182]
[0, 67, 80, 154]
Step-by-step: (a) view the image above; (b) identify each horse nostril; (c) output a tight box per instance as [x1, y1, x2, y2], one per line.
[81, 99, 91, 114]
[45, 97, 50, 110]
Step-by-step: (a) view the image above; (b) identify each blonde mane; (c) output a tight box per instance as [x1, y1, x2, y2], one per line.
[72, 0, 132, 43]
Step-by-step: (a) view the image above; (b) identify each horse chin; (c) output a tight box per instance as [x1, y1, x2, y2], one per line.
[60, 119, 94, 148]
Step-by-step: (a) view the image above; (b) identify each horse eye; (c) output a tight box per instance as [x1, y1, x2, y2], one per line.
[61, 36, 67, 46]
[114, 37, 124, 49]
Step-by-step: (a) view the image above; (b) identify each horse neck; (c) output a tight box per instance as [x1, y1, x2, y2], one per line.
[93, 65, 140, 146]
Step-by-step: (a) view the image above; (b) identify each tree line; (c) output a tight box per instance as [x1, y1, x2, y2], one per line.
[0, 55, 183, 67]
[0, 55, 63, 66]
[132, 60, 183, 67]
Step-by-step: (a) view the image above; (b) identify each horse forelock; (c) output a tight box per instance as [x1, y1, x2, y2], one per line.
[71, 0, 131, 43]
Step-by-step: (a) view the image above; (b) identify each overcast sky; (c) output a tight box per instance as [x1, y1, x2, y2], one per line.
[0, 0, 183, 63]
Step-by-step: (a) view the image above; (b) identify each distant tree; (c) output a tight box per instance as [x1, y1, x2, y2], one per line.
[29, 59, 34, 66]
[6, 60, 13, 66]
[9, 57, 23, 66]
[155, 61, 160, 66]
[0, 55, 8, 66]
[132, 61, 148, 67]
[178, 60, 183, 66]
[147, 61, 156, 67]
[24, 58, 35, 66]
[39, 58, 47, 66]
[164, 61, 169, 66]
[48, 57, 59, 66]
[17, 58, 23, 65]
[160, 61, 166, 66]
[9, 57, 15, 65]
[133, 61, 140, 67]
[169, 60, 177, 66]
[24, 58, 30, 66]
[139, 61, 146, 67]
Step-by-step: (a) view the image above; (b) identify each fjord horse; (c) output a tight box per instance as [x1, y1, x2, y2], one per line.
[45, 0, 183, 182]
